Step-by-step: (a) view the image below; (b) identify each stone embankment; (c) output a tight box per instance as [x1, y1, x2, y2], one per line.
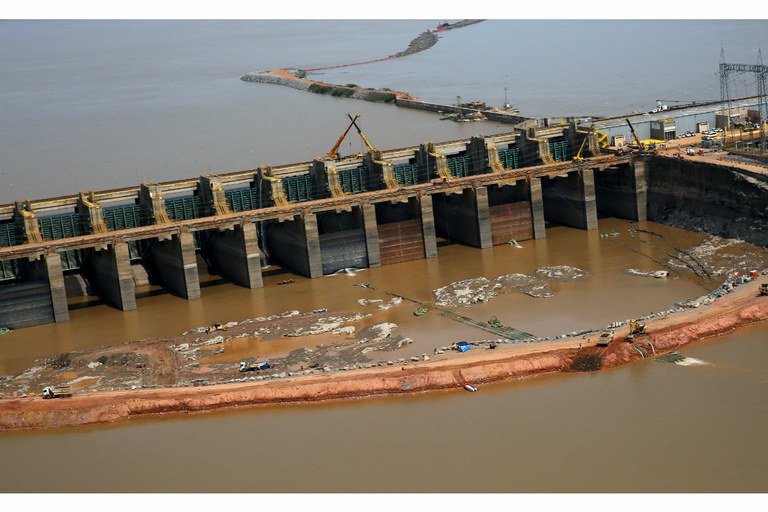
[241, 71, 311, 93]
[2, 277, 767, 431]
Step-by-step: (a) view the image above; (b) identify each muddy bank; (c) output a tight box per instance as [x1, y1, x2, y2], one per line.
[1, 278, 766, 432]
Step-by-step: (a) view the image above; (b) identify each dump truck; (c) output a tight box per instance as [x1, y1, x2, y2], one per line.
[760, 283, 768, 297]
[42, 386, 72, 399]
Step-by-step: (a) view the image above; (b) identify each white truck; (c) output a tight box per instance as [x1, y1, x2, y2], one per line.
[42, 386, 72, 399]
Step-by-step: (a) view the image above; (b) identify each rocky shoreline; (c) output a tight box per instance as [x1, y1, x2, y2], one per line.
[1, 277, 766, 432]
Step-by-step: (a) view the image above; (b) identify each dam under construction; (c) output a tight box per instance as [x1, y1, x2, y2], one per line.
[3, 20, 768, 497]
[1, 96, 768, 331]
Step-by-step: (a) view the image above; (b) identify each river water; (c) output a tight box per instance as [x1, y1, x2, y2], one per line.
[1, 20, 768, 493]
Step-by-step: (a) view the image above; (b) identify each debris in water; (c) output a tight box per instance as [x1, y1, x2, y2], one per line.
[627, 269, 669, 278]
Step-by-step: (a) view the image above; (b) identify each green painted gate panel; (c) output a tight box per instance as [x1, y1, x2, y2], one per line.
[0, 223, 21, 280]
[447, 155, 472, 178]
[498, 148, 521, 170]
[549, 141, 571, 162]
[337, 167, 368, 194]
[36, 214, 86, 270]
[104, 205, 144, 231]
[38, 214, 84, 241]
[0, 222, 18, 248]
[226, 187, 273, 212]
[165, 196, 202, 221]
[282, 175, 315, 203]
[393, 163, 424, 186]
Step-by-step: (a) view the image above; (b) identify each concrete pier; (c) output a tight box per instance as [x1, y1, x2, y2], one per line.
[541, 169, 598, 230]
[433, 188, 492, 248]
[0, 253, 72, 328]
[594, 160, 648, 221]
[139, 183, 171, 224]
[83, 242, 137, 311]
[204, 223, 263, 289]
[529, 178, 547, 240]
[145, 232, 201, 299]
[265, 214, 323, 278]
[419, 195, 438, 258]
[361, 203, 382, 268]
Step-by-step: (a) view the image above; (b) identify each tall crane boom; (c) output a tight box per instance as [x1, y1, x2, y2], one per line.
[327, 114, 360, 160]
[625, 119, 643, 148]
[348, 113, 375, 152]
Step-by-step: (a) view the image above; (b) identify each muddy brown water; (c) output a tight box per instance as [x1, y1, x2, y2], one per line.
[1, 218, 768, 492]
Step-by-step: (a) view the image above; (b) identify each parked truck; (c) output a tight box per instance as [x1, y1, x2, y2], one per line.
[239, 360, 271, 373]
[42, 386, 72, 399]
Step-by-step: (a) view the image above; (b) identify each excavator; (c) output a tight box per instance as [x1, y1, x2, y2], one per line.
[626, 319, 647, 342]
[326, 113, 376, 160]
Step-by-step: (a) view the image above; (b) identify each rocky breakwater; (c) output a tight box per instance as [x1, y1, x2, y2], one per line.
[241, 70, 312, 92]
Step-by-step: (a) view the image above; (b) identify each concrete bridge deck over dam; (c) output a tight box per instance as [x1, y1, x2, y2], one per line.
[0, 121, 674, 329]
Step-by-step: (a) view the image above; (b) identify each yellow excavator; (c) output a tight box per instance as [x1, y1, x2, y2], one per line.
[626, 319, 647, 342]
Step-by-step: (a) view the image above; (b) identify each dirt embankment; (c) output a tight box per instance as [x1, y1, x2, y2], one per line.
[2, 279, 767, 432]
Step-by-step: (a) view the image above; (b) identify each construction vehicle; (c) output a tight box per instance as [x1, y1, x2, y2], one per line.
[573, 125, 594, 161]
[206, 323, 227, 334]
[626, 320, 647, 342]
[347, 113, 376, 154]
[597, 329, 614, 346]
[42, 386, 72, 399]
[759, 283, 768, 296]
[625, 119, 644, 151]
[239, 360, 271, 373]
[326, 114, 361, 160]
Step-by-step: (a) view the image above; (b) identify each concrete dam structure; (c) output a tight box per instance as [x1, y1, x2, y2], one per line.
[0, 117, 765, 330]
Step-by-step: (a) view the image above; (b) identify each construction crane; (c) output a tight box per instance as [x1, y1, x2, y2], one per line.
[625, 119, 657, 154]
[347, 113, 376, 153]
[326, 114, 361, 160]
[626, 119, 643, 148]
[573, 125, 594, 161]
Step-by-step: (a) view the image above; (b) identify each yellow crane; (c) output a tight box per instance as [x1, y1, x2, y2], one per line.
[625, 119, 657, 154]
[573, 125, 594, 161]
[348, 113, 376, 153]
[626, 119, 643, 149]
[327, 114, 361, 160]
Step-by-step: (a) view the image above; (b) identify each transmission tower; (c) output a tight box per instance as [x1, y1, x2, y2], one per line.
[719, 48, 768, 153]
